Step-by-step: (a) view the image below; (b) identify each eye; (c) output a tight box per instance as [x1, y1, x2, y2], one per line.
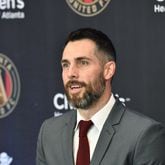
[79, 60, 89, 66]
[61, 62, 69, 69]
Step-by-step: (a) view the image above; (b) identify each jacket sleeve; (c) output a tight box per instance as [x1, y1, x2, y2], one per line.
[133, 123, 165, 165]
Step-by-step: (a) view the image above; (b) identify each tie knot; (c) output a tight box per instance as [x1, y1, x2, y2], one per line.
[79, 120, 93, 137]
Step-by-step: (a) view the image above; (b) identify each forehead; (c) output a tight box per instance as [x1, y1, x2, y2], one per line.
[62, 39, 97, 59]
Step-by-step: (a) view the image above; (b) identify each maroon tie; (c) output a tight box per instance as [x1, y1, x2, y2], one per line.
[76, 120, 93, 165]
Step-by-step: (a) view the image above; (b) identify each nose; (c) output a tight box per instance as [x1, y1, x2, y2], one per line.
[67, 64, 79, 79]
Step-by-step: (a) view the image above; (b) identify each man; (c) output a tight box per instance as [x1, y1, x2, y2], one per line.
[36, 28, 165, 165]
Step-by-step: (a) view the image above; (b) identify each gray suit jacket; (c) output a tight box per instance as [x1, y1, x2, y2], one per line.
[36, 101, 165, 165]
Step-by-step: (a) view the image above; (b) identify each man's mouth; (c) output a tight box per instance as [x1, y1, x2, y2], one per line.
[70, 84, 82, 89]
[66, 81, 85, 94]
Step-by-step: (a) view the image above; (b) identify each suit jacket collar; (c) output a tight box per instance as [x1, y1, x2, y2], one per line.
[108, 100, 126, 126]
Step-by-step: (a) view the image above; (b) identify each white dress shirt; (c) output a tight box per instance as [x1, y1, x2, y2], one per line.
[73, 94, 116, 164]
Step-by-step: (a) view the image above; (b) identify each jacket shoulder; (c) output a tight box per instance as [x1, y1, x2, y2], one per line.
[124, 108, 163, 128]
[40, 110, 76, 134]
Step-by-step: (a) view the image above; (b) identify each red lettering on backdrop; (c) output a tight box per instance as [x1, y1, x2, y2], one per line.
[83, 0, 93, 3]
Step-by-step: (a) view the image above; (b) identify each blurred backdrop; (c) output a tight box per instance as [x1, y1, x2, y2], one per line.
[0, 0, 165, 164]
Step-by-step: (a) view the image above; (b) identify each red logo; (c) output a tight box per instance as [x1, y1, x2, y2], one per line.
[66, 0, 111, 17]
[0, 53, 21, 119]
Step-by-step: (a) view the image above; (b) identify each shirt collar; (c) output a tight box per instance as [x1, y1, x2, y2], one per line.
[75, 94, 116, 132]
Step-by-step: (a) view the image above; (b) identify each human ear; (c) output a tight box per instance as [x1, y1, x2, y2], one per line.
[103, 61, 116, 80]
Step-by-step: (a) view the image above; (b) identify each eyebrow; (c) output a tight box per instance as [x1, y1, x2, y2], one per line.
[61, 59, 69, 64]
[75, 56, 91, 61]
[61, 56, 91, 64]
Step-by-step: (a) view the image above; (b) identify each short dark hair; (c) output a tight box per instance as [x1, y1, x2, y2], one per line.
[64, 28, 116, 62]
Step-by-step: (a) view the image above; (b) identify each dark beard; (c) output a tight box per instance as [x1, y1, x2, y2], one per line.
[65, 74, 105, 109]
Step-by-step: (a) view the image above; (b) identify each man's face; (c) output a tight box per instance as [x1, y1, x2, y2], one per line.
[61, 39, 106, 109]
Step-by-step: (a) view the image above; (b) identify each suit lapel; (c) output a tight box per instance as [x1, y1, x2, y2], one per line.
[62, 111, 77, 165]
[91, 101, 126, 165]
[90, 122, 115, 165]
